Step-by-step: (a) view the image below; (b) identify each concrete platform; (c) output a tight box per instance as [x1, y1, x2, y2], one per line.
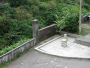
[5, 35, 90, 68]
[35, 35, 90, 59]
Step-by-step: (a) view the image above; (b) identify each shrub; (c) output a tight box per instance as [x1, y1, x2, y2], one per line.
[7, 0, 28, 7]
[0, 16, 10, 36]
[63, 13, 79, 33]
[56, 4, 79, 33]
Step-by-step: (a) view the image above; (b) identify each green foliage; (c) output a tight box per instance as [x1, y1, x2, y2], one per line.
[7, 0, 28, 7]
[0, 3, 33, 50]
[63, 13, 79, 33]
[56, 3, 79, 33]
[0, 16, 10, 36]
[0, 64, 4, 68]
[0, 38, 30, 56]
[80, 28, 90, 35]
[0, 0, 90, 55]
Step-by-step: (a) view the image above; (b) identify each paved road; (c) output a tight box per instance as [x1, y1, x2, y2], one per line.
[5, 47, 90, 68]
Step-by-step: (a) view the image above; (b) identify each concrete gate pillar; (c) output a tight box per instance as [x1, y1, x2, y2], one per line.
[32, 19, 39, 44]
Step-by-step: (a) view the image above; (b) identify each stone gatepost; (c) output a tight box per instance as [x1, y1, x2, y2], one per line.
[32, 19, 39, 44]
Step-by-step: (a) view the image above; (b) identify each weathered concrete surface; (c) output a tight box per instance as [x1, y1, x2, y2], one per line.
[5, 48, 90, 68]
[5, 35, 90, 68]
[35, 36, 90, 59]
[76, 34, 90, 46]
[81, 24, 90, 29]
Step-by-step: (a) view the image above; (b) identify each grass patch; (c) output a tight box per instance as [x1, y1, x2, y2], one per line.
[80, 28, 90, 35]
[0, 64, 4, 68]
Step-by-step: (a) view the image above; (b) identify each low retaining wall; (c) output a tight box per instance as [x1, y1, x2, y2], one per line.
[39, 24, 57, 41]
[0, 38, 35, 64]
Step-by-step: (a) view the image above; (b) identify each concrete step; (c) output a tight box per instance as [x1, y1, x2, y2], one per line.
[75, 34, 90, 46]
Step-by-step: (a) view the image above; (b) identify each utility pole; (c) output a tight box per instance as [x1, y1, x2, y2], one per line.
[79, 0, 82, 33]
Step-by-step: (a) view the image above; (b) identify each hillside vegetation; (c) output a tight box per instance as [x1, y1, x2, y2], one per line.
[0, 0, 89, 55]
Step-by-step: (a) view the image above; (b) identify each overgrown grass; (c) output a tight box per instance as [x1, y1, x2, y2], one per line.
[0, 38, 30, 56]
[0, 64, 4, 68]
[80, 28, 90, 35]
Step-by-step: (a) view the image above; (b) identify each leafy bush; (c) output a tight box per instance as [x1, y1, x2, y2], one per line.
[0, 3, 33, 50]
[63, 13, 79, 33]
[56, 4, 79, 33]
[7, 0, 28, 7]
[0, 16, 10, 36]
